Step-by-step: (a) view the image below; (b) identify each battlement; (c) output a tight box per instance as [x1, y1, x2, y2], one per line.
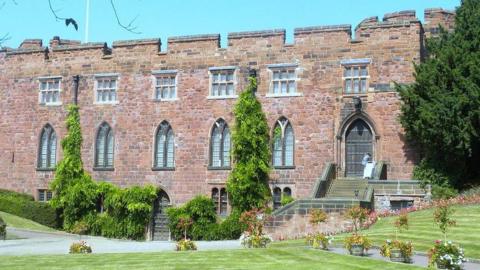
[1, 8, 454, 59]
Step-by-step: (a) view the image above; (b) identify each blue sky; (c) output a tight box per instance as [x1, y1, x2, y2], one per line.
[0, 0, 459, 48]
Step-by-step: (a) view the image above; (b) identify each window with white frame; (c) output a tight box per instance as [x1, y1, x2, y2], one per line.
[38, 189, 53, 202]
[210, 68, 235, 97]
[343, 65, 369, 94]
[39, 77, 61, 105]
[154, 73, 177, 100]
[270, 68, 297, 95]
[95, 77, 117, 103]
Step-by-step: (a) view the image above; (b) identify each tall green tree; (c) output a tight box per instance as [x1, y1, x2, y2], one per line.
[399, 0, 480, 189]
[227, 76, 272, 212]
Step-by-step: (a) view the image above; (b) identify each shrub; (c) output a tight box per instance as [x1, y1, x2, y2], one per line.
[167, 195, 217, 240]
[0, 216, 5, 240]
[309, 209, 327, 227]
[432, 185, 458, 200]
[305, 233, 333, 250]
[344, 233, 372, 253]
[280, 195, 294, 206]
[345, 206, 369, 232]
[70, 220, 89, 235]
[428, 240, 465, 270]
[0, 190, 59, 228]
[176, 239, 197, 251]
[69, 240, 92, 254]
[380, 240, 413, 260]
[240, 234, 272, 248]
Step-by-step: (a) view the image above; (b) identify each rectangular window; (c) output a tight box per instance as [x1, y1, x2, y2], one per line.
[210, 68, 236, 97]
[39, 77, 61, 105]
[271, 69, 297, 95]
[155, 74, 177, 100]
[38, 189, 53, 202]
[95, 77, 117, 103]
[343, 65, 369, 94]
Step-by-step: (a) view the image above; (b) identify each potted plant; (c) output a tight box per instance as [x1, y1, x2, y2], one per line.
[175, 215, 197, 251]
[343, 206, 370, 256]
[344, 233, 372, 256]
[428, 240, 465, 270]
[239, 208, 272, 248]
[380, 239, 413, 263]
[305, 209, 333, 250]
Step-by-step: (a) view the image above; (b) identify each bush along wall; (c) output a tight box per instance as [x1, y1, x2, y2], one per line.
[0, 189, 59, 228]
[166, 196, 244, 241]
[50, 105, 157, 240]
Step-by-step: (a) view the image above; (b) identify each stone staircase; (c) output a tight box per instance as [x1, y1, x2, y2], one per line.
[326, 178, 369, 199]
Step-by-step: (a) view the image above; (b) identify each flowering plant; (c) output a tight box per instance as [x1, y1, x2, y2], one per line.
[176, 239, 197, 251]
[240, 233, 272, 248]
[428, 240, 466, 270]
[344, 233, 372, 253]
[69, 240, 92, 254]
[380, 239, 413, 259]
[305, 233, 333, 250]
[239, 208, 272, 248]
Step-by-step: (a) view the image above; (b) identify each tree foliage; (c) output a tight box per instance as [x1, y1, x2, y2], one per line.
[399, 0, 480, 189]
[227, 76, 271, 212]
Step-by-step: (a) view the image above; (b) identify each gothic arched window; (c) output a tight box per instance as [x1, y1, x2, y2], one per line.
[273, 117, 294, 168]
[38, 124, 57, 169]
[95, 122, 114, 169]
[154, 121, 175, 169]
[210, 119, 231, 168]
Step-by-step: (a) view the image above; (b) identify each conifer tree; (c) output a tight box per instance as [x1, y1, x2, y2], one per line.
[399, 0, 480, 189]
[227, 76, 272, 212]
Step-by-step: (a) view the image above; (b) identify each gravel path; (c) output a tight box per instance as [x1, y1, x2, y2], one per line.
[2, 227, 480, 270]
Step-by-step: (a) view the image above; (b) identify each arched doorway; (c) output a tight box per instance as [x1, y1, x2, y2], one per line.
[345, 119, 373, 177]
[152, 190, 170, 241]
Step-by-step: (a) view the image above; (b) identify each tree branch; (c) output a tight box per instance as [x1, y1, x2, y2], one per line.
[110, 0, 141, 34]
[48, 0, 78, 30]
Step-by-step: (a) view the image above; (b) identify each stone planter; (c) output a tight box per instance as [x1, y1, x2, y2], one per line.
[389, 249, 405, 263]
[350, 244, 364, 256]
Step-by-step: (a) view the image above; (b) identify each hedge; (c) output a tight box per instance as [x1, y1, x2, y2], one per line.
[0, 215, 5, 240]
[0, 189, 60, 228]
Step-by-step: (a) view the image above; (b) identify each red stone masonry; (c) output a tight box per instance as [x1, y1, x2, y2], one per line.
[0, 9, 455, 204]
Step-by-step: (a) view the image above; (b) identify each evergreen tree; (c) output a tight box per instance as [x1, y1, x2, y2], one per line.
[399, 0, 480, 189]
[227, 76, 272, 212]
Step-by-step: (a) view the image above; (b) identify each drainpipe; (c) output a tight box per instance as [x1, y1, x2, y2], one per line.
[73, 75, 80, 105]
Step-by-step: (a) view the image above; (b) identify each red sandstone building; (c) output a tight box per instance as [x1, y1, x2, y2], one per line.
[0, 9, 454, 234]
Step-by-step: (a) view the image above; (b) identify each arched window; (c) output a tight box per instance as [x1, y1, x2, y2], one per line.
[154, 121, 175, 169]
[212, 187, 229, 216]
[38, 124, 57, 169]
[283, 187, 292, 198]
[273, 118, 294, 167]
[210, 119, 230, 168]
[211, 188, 219, 213]
[273, 187, 282, 210]
[95, 122, 114, 168]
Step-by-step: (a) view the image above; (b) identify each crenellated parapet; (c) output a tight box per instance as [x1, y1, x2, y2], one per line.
[1, 8, 454, 61]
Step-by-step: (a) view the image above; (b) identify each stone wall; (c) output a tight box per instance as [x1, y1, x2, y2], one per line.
[0, 8, 454, 204]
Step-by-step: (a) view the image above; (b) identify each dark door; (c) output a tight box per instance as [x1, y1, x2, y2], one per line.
[152, 190, 170, 241]
[345, 119, 373, 177]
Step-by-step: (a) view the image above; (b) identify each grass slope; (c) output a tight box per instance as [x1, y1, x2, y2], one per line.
[0, 248, 423, 270]
[0, 211, 56, 232]
[335, 204, 480, 259]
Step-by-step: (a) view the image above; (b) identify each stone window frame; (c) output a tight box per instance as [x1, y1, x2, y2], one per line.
[266, 63, 302, 98]
[94, 73, 120, 105]
[38, 76, 62, 106]
[37, 124, 57, 171]
[152, 121, 175, 171]
[208, 118, 231, 170]
[341, 58, 371, 95]
[152, 70, 178, 101]
[93, 122, 115, 171]
[38, 189, 53, 202]
[211, 187, 229, 216]
[272, 117, 295, 169]
[272, 186, 293, 210]
[207, 66, 238, 99]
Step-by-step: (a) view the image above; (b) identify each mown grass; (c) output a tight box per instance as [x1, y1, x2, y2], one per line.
[0, 247, 423, 270]
[272, 204, 480, 259]
[0, 211, 57, 232]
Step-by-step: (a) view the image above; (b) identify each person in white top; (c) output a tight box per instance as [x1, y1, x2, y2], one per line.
[362, 153, 375, 179]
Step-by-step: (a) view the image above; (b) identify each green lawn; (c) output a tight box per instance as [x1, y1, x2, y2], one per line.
[0, 211, 57, 232]
[0, 247, 423, 270]
[273, 204, 480, 259]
